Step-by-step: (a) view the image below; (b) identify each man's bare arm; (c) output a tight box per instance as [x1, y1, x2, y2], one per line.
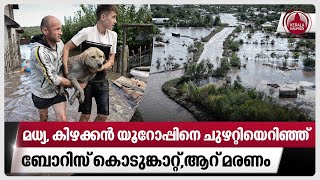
[102, 53, 115, 70]
[62, 41, 77, 76]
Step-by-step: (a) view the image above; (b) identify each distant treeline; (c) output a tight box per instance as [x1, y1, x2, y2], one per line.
[150, 4, 315, 27]
[19, 4, 158, 49]
[20, 26, 41, 39]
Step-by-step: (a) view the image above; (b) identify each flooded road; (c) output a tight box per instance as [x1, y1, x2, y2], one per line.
[5, 71, 134, 122]
[139, 14, 237, 121]
[198, 27, 235, 65]
[138, 70, 196, 122]
[198, 13, 237, 65]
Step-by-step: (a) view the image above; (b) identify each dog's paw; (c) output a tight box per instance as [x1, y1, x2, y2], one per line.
[79, 94, 85, 104]
[59, 86, 65, 95]
[69, 97, 75, 105]
[64, 90, 70, 100]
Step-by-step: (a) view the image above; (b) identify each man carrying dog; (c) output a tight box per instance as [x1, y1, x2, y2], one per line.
[30, 15, 72, 122]
[62, 5, 118, 122]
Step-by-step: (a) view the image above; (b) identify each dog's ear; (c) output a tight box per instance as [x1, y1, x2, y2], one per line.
[79, 50, 88, 62]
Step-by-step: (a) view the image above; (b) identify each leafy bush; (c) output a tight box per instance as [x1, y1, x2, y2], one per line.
[228, 41, 240, 52]
[235, 26, 242, 33]
[213, 16, 221, 26]
[229, 52, 241, 67]
[303, 57, 315, 68]
[292, 52, 300, 59]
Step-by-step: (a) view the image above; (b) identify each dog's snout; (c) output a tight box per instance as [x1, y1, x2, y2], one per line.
[98, 63, 103, 68]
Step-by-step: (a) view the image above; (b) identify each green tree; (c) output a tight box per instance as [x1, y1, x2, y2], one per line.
[189, 15, 199, 27]
[204, 15, 213, 27]
[305, 40, 315, 50]
[288, 38, 295, 45]
[62, 4, 155, 47]
[20, 26, 42, 39]
[113, 4, 155, 46]
[228, 41, 240, 52]
[297, 40, 305, 47]
[303, 57, 315, 68]
[255, 18, 266, 25]
[292, 52, 300, 59]
[233, 75, 242, 89]
[230, 52, 241, 67]
[239, 13, 247, 21]
[62, 5, 96, 42]
[184, 60, 208, 82]
[213, 16, 221, 26]
[235, 26, 242, 33]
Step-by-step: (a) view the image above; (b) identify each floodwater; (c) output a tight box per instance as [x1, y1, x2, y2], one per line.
[140, 13, 315, 121]
[4, 71, 134, 122]
[151, 27, 212, 73]
[151, 13, 238, 72]
[198, 27, 236, 65]
[229, 31, 315, 119]
[139, 14, 238, 121]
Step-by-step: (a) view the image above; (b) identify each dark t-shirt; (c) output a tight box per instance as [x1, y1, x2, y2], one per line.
[81, 40, 111, 81]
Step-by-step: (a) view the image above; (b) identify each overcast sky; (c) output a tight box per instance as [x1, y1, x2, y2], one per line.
[14, 4, 82, 27]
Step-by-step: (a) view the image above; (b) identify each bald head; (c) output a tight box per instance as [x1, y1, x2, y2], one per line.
[39, 15, 63, 45]
[40, 15, 60, 33]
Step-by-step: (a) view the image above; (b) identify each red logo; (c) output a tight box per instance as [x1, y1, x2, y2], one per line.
[282, 11, 311, 35]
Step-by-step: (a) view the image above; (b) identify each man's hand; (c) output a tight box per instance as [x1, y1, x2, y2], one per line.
[104, 64, 113, 70]
[101, 53, 115, 71]
[63, 64, 69, 77]
[79, 83, 87, 89]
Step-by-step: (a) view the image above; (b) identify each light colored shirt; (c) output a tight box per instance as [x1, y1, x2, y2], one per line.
[71, 25, 117, 54]
[30, 36, 64, 98]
